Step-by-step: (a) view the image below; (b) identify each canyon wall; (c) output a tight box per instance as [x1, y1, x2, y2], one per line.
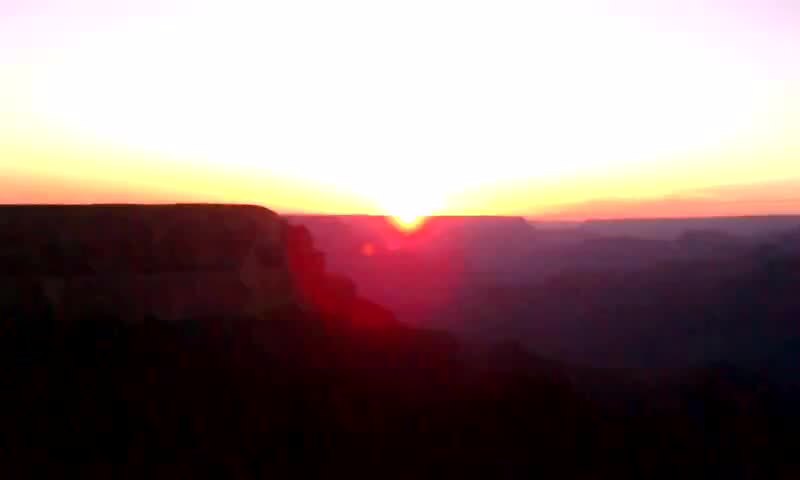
[0, 204, 298, 322]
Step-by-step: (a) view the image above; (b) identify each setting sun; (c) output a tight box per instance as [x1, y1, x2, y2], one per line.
[373, 178, 442, 232]
[390, 213, 425, 232]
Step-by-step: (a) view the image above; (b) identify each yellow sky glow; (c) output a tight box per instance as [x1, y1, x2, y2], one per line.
[1, 0, 799, 217]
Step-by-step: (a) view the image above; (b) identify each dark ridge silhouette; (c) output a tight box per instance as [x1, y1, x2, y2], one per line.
[1, 206, 799, 478]
[575, 215, 800, 240]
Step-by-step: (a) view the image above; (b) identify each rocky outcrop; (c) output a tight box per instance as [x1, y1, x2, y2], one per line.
[285, 223, 395, 328]
[0, 204, 294, 322]
[0, 204, 395, 329]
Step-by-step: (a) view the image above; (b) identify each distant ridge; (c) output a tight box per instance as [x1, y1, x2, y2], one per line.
[529, 215, 800, 240]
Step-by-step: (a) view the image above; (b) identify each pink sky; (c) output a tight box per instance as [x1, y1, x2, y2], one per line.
[1, 0, 799, 217]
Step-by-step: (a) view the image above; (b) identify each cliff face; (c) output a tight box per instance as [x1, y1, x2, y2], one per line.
[0, 204, 298, 321]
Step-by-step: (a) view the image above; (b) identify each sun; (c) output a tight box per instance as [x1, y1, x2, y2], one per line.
[383, 200, 432, 233]
[373, 179, 443, 232]
[390, 212, 426, 232]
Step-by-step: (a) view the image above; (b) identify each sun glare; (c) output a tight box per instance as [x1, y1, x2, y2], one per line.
[374, 181, 441, 233]
[390, 213, 425, 232]
[3, 1, 796, 215]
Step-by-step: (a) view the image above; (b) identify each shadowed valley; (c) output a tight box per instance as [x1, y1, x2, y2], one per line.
[1, 206, 799, 478]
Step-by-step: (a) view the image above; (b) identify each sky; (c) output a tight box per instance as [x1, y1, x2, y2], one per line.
[1, 0, 799, 218]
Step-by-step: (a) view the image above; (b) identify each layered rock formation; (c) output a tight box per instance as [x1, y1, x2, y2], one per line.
[0, 204, 347, 322]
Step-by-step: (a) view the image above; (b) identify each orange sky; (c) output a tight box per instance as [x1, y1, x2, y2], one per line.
[2, 0, 799, 218]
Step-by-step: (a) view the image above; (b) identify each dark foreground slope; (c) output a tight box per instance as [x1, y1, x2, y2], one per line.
[0, 206, 798, 478]
[4, 300, 799, 479]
